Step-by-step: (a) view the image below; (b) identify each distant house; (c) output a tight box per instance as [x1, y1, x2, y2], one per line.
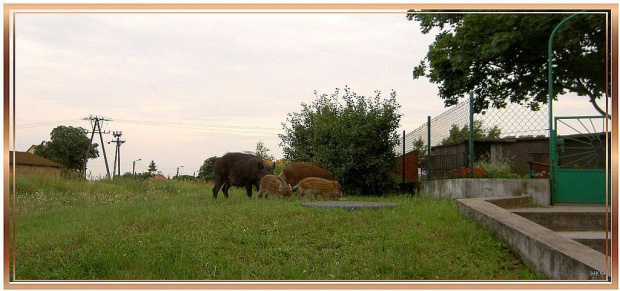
[9, 151, 63, 178]
[148, 171, 167, 180]
[26, 145, 39, 154]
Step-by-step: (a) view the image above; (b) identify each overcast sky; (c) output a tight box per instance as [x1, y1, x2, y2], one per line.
[13, 10, 605, 179]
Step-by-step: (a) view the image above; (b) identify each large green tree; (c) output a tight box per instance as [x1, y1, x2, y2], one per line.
[198, 156, 219, 181]
[254, 140, 274, 161]
[35, 126, 99, 171]
[280, 87, 401, 195]
[407, 11, 608, 115]
[148, 160, 158, 172]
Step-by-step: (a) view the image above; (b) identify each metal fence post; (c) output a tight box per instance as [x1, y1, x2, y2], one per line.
[469, 92, 475, 177]
[548, 12, 581, 205]
[427, 116, 431, 180]
[402, 130, 406, 184]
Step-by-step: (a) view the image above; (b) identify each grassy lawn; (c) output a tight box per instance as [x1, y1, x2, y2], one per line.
[12, 175, 542, 280]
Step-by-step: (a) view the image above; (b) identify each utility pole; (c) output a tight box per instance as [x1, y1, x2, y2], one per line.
[109, 131, 125, 178]
[133, 158, 141, 177]
[176, 166, 184, 179]
[83, 115, 112, 180]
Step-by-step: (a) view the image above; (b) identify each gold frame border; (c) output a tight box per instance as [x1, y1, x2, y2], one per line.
[3, 3, 618, 290]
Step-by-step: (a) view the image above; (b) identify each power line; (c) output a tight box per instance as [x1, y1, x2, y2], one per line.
[114, 118, 281, 134]
[116, 118, 279, 131]
[16, 119, 85, 129]
[17, 118, 283, 134]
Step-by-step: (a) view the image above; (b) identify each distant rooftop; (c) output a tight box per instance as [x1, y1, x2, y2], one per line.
[9, 151, 63, 168]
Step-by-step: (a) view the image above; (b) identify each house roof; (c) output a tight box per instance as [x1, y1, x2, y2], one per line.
[26, 145, 39, 153]
[9, 151, 63, 168]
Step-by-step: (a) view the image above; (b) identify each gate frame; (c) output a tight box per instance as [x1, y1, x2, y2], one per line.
[551, 115, 607, 204]
[547, 12, 583, 205]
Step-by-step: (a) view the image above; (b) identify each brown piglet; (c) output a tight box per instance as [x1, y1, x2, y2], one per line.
[258, 174, 292, 199]
[295, 177, 342, 201]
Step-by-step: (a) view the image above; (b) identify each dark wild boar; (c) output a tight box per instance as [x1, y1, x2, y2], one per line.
[279, 162, 334, 187]
[257, 174, 292, 199]
[295, 177, 343, 201]
[212, 152, 273, 198]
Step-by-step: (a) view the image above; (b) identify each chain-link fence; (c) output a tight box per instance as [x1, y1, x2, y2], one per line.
[402, 101, 471, 155]
[396, 96, 549, 181]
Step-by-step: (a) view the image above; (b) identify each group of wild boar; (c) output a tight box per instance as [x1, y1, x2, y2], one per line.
[212, 152, 342, 200]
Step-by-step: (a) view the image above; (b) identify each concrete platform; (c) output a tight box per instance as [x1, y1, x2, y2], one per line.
[457, 197, 611, 280]
[302, 201, 397, 210]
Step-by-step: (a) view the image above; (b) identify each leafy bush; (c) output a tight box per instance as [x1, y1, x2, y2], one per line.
[279, 87, 401, 195]
[450, 155, 522, 179]
[474, 155, 522, 178]
[449, 166, 486, 178]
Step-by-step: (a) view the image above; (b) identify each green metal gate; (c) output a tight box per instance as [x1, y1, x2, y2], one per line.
[552, 116, 608, 204]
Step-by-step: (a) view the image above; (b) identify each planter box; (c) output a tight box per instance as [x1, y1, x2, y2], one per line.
[419, 178, 550, 206]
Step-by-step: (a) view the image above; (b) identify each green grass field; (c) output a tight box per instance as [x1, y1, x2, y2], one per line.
[11, 175, 542, 280]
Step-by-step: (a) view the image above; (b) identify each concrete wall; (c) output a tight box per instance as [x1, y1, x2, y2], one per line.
[419, 178, 550, 206]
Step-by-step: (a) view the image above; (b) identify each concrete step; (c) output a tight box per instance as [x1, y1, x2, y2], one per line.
[458, 198, 609, 280]
[484, 196, 532, 209]
[557, 231, 611, 255]
[512, 206, 610, 231]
